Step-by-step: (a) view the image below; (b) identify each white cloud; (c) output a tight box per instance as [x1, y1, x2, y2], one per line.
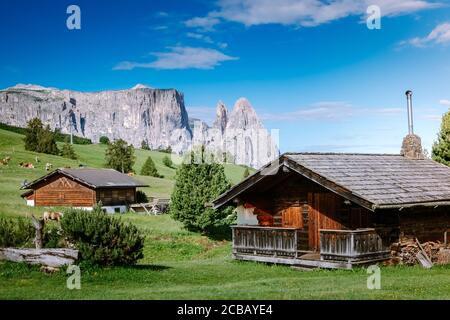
[113, 46, 238, 70]
[186, 32, 228, 49]
[186, 0, 440, 29]
[402, 22, 450, 47]
[185, 15, 221, 31]
[260, 101, 402, 121]
[440, 99, 450, 106]
[187, 32, 214, 44]
[153, 25, 168, 31]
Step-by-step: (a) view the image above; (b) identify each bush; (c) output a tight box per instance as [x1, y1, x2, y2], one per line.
[157, 146, 172, 154]
[136, 190, 148, 203]
[170, 148, 234, 236]
[99, 136, 110, 144]
[141, 156, 163, 178]
[162, 155, 174, 168]
[0, 216, 34, 248]
[61, 206, 145, 266]
[43, 222, 64, 248]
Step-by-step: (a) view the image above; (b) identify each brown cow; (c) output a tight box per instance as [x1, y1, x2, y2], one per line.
[43, 211, 64, 222]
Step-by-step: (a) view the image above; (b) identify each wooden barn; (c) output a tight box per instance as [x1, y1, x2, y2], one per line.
[21, 168, 148, 213]
[213, 92, 450, 269]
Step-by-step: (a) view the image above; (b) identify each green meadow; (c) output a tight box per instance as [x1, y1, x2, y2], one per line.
[0, 128, 449, 300]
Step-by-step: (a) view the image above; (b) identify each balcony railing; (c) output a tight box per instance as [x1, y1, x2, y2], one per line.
[319, 228, 390, 262]
[232, 225, 304, 258]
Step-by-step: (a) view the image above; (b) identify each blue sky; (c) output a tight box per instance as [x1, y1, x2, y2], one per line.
[1, 0, 450, 154]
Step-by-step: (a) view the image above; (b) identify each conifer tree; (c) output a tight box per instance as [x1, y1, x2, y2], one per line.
[61, 138, 78, 160]
[140, 156, 162, 177]
[162, 155, 173, 168]
[37, 125, 59, 155]
[432, 111, 450, 165]
[24, 118, 43, 152]
[170, 147, 234, 235]
[105, 139, 135, 173]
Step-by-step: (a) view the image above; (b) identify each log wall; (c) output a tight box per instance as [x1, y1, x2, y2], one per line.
[96, 188, 135, 206]
[240, 174, 375, 251]
[34, 174, 95, 207]
[397, 207, 450, 242]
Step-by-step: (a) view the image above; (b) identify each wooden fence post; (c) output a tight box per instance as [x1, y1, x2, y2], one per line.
[31, 215, 44, 249]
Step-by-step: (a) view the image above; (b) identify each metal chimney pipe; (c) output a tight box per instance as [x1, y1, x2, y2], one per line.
[405, 90, 414, 135]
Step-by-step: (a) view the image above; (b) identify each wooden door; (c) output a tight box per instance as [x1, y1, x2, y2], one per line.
[307, 192, 342, 251]
[281, 206, 302, 228]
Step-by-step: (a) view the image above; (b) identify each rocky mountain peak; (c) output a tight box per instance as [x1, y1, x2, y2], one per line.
[227, 97, 262, 130]
[213, 101, 228, 134]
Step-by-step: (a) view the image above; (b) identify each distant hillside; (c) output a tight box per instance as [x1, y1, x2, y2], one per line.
[0, 128, 254, 209]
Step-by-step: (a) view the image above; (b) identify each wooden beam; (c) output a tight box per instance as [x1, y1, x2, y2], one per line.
[284, 158, 375, 212]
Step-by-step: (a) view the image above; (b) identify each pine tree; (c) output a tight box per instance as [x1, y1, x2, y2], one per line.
[105, 139, 136, 173]
[24, 118, 44, 152]
[170, 147, 234, 236]
[432, 111, 450, 165]
[141, 140, 150, 150]
[37, 125, 59, 155]
[242, 167, 250, 179]
[140, 156, 162, 177]
[61, 138, 78, 160]
[162, 155, 173, 168]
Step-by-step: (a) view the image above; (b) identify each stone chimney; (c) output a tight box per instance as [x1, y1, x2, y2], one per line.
[400, 90, 424, 159]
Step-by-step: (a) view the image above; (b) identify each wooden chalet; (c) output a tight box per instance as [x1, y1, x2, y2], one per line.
[213, 91, 450, 269]
[213, 152, 450, 269]
[21, 168, 148, 213]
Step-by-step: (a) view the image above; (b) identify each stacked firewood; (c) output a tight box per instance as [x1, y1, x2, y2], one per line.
[388, 237, 447, 266]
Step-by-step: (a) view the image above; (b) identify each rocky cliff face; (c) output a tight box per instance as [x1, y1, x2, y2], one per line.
[0, 84, 278, 168]
[191, 98, 278, 168]
[0, 84, 192, 154]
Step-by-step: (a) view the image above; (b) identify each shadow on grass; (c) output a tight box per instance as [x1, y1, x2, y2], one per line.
[123, 264, 172, 271]
[205, 225, 232, 241]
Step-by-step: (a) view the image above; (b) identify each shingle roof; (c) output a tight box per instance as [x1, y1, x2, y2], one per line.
[212, 153, 450, 211]
[284, 153, 450, 208]
[22, 168, 148, 189]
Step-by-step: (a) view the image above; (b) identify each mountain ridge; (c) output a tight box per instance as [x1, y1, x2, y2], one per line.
[0, 84, 278, 168]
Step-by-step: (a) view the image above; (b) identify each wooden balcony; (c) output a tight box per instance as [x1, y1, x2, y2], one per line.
[232, 225, 306, 259]
[231, 225, 391, 269]
[319, 228, 391, 263]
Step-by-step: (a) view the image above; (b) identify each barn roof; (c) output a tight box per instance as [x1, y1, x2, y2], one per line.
[212, 153, 450, 211]
[22, 168, 148, 189]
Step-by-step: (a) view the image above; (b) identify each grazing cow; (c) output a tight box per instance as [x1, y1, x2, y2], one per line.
[0, 156, 11, 165]
[19, 162, 34, 169]
[45, 163, 53, 171]
[43, 211, 64, 222]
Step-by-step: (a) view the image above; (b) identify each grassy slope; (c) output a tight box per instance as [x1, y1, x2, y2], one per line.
[1, 128, 449, 299]
[0, 128, 251, 216]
